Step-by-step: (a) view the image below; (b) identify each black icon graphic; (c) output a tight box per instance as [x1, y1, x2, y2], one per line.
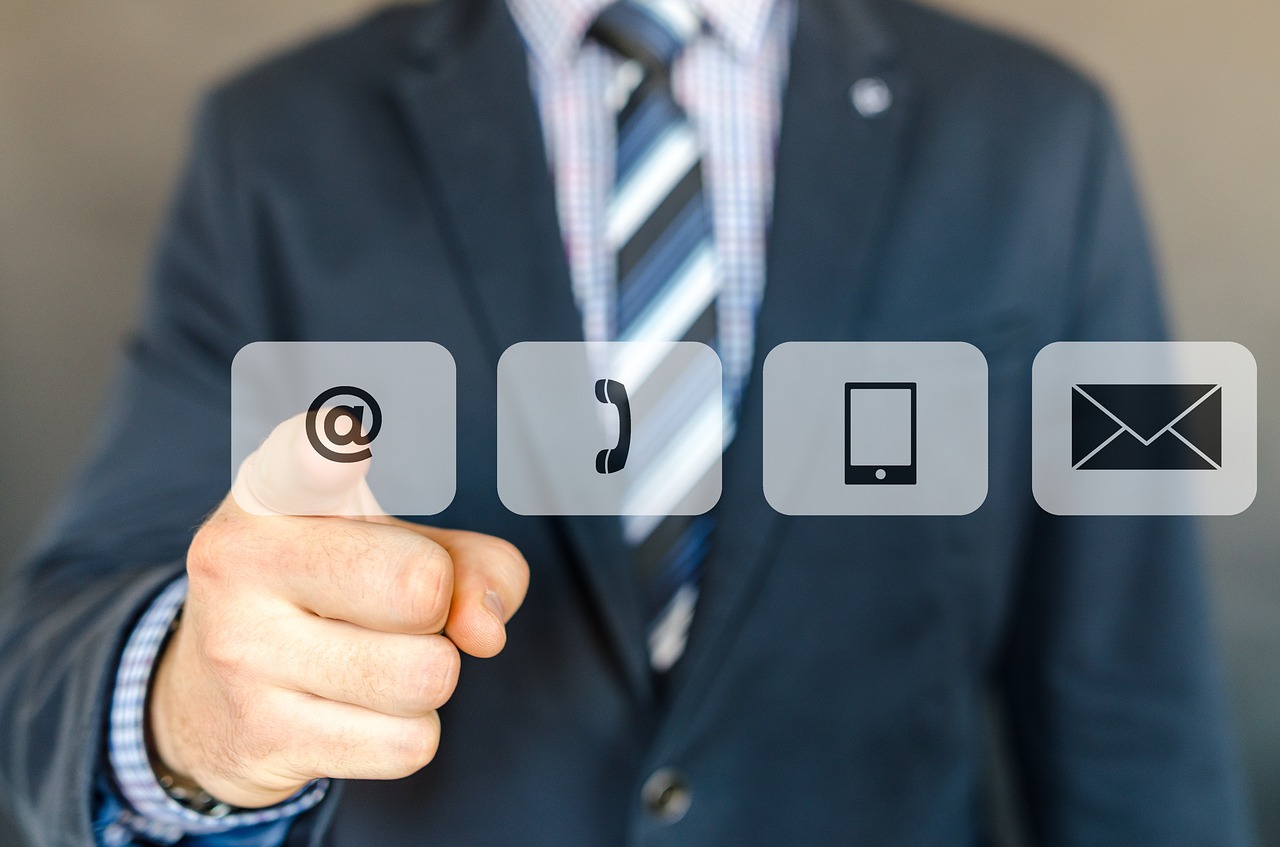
[594, 378, 631, 475]
[1072, 383, 1222, 470]
[845, 382, 917, 485]
[306, 385, 383, 464]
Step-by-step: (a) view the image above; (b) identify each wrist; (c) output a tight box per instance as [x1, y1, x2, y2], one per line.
[146, 615, 239, 816]
[146, 613, 196, 785]
[147, 616, 305, 809]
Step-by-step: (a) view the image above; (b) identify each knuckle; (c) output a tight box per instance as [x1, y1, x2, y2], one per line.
[388, 713, 441, 774]
[387, 539, 451, 631]
[188, 509, 274, 587]
[196, 612, 276, 687]
[398, 639, 461, 712]
[199, 623, 246, 678]
[187, 517, 233, 583]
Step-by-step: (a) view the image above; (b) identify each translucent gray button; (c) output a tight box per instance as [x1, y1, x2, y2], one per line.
[763, 342, 988, 516]
[231, 342, 456, 516]
[497, 341, 723, 517]
[1032, 342, 1256, 515]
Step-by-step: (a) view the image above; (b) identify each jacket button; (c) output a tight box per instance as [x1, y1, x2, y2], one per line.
[850, 76, 893, 118]
[641, 767, 692, 824]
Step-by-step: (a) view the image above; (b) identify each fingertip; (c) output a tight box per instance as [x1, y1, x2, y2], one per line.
[258, 415, 371, 508]
[234, 414, 383, 517]
[447, 598, 508, 659]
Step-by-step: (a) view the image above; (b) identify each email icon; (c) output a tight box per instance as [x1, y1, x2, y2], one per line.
[1071, 383, 1222, 470]
[1032, 342, 1256, 515]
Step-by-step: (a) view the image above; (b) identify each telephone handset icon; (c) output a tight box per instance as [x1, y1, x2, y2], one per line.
[595, 378, 632, 475]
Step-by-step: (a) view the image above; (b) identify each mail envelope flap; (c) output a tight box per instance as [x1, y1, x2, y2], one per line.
[1072, 387, 1124, 465]
[1074, 384, 1218, 442]
[1175, 385, 1223, 463]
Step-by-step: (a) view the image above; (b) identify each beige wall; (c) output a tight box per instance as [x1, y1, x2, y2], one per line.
[1, 1, 1276, 841]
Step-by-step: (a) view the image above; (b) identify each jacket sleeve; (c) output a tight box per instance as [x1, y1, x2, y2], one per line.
[0, 91, 285, 847]
[998, 89, 1254, 846]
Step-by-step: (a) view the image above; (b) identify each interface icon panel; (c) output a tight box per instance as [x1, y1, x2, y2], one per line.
[1032, 341, 1256, 515]
[763, 342, 989, 516]
[231, 341, 457, 517]
[496, 341, 724, 517]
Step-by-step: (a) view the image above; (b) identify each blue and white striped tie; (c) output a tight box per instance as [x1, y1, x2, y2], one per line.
[591, 0, 721, 673]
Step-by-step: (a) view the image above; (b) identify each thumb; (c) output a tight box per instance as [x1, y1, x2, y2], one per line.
[231, 412, 387, 518]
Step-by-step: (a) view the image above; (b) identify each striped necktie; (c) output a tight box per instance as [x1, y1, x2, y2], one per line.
[590, 0, 720, 673]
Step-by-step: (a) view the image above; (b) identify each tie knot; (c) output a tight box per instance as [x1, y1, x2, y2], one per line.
[589, 0, 701, 73]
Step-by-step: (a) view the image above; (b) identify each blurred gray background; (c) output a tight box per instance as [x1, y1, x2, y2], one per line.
[1, 0, 1276, 842]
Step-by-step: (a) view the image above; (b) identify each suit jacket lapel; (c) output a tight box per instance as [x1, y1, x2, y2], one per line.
[666, 0, 916, 710]
[392, 0, 653, 701]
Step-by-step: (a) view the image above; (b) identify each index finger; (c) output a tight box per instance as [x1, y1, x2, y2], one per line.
[232, 413, 387, 519]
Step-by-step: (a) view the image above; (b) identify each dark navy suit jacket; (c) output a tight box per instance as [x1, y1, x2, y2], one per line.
[0, 0, 1252, 844]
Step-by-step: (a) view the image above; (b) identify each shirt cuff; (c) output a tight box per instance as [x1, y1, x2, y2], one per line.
[104, 575, 328, 844]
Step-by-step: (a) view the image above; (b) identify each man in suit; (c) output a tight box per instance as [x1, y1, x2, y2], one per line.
[0, 0, 1252, 844]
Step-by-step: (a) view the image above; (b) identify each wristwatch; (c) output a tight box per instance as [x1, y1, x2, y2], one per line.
[154, 764, 239, 818]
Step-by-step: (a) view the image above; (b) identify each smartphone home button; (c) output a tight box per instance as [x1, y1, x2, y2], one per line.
[875, 469, 887, 480]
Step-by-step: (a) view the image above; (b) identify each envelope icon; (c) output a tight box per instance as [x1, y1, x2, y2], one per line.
[1071, 383, 1222, 470]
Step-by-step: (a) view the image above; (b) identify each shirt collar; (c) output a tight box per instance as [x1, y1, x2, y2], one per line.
[698, 0, 778, 59]
[506, 0, 781, 69]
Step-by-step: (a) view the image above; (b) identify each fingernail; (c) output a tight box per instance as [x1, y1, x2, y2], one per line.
[482, 590, 506, 623]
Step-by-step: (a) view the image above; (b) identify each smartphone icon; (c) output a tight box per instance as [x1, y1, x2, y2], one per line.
[845, 382, 917, 485]
[595, 378, 632, 475]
